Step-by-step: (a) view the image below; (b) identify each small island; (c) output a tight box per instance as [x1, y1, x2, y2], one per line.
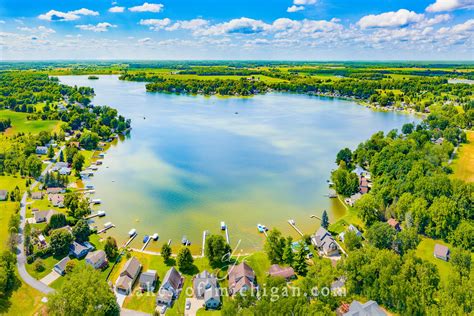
[88, 75, 99, 80]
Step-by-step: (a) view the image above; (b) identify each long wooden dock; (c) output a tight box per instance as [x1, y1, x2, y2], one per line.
[201, 230, 208, 257]
[288, 219, 304, 237]
[225, 226, 230, 244]
[141, 236, 152, 251]
[123, 233, 137, 248]
[85, 211, 105, 220]
[97, 224, 115, 234]
[167, 239, 171, 246]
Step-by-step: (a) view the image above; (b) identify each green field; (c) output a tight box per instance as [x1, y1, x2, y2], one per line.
[452, 131, 474, 182]
[0, 110, 61, 136]
[415, 238, 453, 283]
[0, 277, 45, 316]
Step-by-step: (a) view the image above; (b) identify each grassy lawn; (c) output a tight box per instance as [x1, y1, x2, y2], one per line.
[0, 277, 45, 316]
[0, 109, 61, 136]
[415, 237, 452, 283]
[0, 202, 20, 252]
[26, 255, 59, 280]
[329, 201, 364, 235]
[452, 131, 474, 182]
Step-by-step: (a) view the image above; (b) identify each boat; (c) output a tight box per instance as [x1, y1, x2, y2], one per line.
[181, 235, 191, 246]
[151, 233, 159, 241]
[97, 210, 106, 217]
[143, 235, 149, 243]
[257, 224, 264, 233]
[85, 184, 95, 189]
[288, 219, 295, 225]
[262, 225, 269, 231]
[128, 228, 137, 237]
[91, 199, 102, 204]
[88, 190, 96, 195]
[220, 221, 226, 230]
[104, 222, 113, 228]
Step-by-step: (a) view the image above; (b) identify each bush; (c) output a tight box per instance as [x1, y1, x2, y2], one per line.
[27, 255, 35, 264]
[34, 259, 45, 272]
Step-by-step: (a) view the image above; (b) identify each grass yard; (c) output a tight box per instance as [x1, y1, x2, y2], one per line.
[0, 277, 45, 316]
[452, 131, 474, 182]
[0, 110, 61, 136]
[0, 201, 20, 252]
[26, 255, 59, 280]
[415, 237, 453, 283]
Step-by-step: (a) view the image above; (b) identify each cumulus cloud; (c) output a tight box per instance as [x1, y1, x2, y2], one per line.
[199, 17, 271, 36]
[38, 8, 99, 21]
[139, 18, 171, 30]
[166, 19, 209, 31]
[129, 2, 164, 13]
[287, 0, 317, 12]
[287, 5, 305, 12]
[76, 22, 117, 32]
[357, 9, 425, 29]
[138, 37, 152, 44]
[426, 0, 473, 12]
[109, 6, 125, 13]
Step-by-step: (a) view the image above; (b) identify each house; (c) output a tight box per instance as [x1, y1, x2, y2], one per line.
[59, 167, 71, 175]
[116, 257, 142, 295]
[47, 187, 65, 194]
[156, 267, 184, 306]
[228, 262, 256, 296]
[434, 244, 450, 261]
[85, 250, 107, 269]
[34, 209, 57, 223]
[345, 193, 362, 206]
[193, 270, 221, 309]
[342, 300, 387, 316]
[338, 224, 362, 242]
[31, 191, 43, 200]
[387, 218, 401, 231]
[38, 234, 48, 248]
[52, 162, 68, 171]
[0, 190, 7, 201]
[53, 257, 70, 276]
[311, 227, 339, 256]
[268, 264, 295, 280]
[69, 241, 90, 258]
[49, 194, 65, 207]
[359, 176, 369, 194]
[139, 270, 158, 292]
[36, 146, 48, 155]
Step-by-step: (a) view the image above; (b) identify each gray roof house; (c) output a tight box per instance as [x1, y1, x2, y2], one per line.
[116, 257, 142, 295]
[31, 191, 43, 200]
[139, 270, 158, 292]
[34, 209, 57, 223]
[193, 270, 221, 309]
[85, 250, 107, 269]
[156, 267, 184, 307]
[343, 300, 387, 316]
[0, 190, 8, 201]
[434, 244, 450, 261]
[53, 257, 71, 276]
[311, 227, 339, 256]
[339, 224, 362, 242]
[69, 241, 90, 258]
[36, 146, 48, 155]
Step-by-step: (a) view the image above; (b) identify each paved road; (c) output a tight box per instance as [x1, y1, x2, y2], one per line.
[16, 146, 65, 294]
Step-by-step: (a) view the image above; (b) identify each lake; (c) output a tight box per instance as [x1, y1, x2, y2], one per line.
[58, 75, 417, 253]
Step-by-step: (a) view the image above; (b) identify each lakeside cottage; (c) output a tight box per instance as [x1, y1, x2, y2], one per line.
[338, 224, 362, 242]
[387, 218, 401, 231]
[53, 257, 70, 276]
[69, 241, 91, 258]
[31, 191, 43, 200]
[47, 187, 66, 194]
[156, 267, 184, 307]
[193, 270, 221, 309]
[116, 257, 142, 295]
[434, 244, 450, 261]
[311, 227, 339, 256]
[345, 193, 362, 207]
[49, 194, 65, 207]
[139, 270, 158, 292]
[85, 250, 107, 269]
[0, 190, 8, 201]
[34, 209, 57, 224]
[228, 262, 257, 296]
[36, 146, 48, 155]
[339, 300, 387, 316]
[268, 264, 295, 281]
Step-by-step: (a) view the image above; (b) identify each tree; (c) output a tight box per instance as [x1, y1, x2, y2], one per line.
[366, 222, 396, 250]
[161, 243, 172, 263]
[450, 248, 471, 279]
[48, 265, 120, 315]
[264, 229, 286, 264]
[282, 236, 294, 265]
[331, 167, 359, 196]
[293, 243, 309, 276]
[402, 123, 414, 134]
[321, 210, 329, 229]
[47, 145, 55, 159]
[49, 213, 67, 229]
[72, 219, 91, 243]
[394, 227, 420, 255]
[354, 194, 381, 226]
[205, 234, 231, 267]
[449, 220, 474, 251]
[426, 196, 458, 239]
[59, 150, 64, 162]
[72, 153, 85, 173]
[104, 237, 118, 260]
[336, 148, 352, 166]
[0, 251, 17, 296]
[34, 259, 45, 272]
[177, 247, 194, 272]
[50, 229, 74, 257]
[344, 230, 362, 251]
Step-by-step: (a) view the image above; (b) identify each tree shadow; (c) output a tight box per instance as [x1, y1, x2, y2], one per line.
[0, 271, 21, 314]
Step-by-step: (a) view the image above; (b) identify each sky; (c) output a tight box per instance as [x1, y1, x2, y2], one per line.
[0, 0, 473, 60]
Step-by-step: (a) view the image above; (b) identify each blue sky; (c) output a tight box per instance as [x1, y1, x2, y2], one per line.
[0, 0, 473, 60]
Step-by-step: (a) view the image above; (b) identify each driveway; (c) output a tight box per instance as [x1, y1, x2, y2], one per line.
[115, 292, 127, 307]
[184, 298, 203, 316]
[40, 270, 61, 285]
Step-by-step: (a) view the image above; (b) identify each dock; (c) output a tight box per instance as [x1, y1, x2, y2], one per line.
[288, 219, 304, 237]
[225, 225, 230, 244]
[263, 230, 268, 238]
[123, 233, 137, 248]
[97, 224, 115, 234]
[167, 239, 171, 246]
[85, 211, 105, 219]
[201, 230, 208, 257]
[141, 236, 152, 251]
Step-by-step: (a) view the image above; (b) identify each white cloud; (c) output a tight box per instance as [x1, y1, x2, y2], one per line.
[166, 19, 209, 31]
[426, 0, 473, 12]
[199, 18, 271, 36]
[287, 5, 305, 12]
[294, 0, 317, 4]
[357, 9, 425, 29]
[38, 8, 99, 21]
[109, 6, 125, 13]
[129, 2, 164, 13]
[139, 18, 171, 30]
[138, 37, 152, 44]
[76, 22, 117, 32]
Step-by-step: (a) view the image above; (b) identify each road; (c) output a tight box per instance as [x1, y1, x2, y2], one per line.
[16, 146, 64, 294]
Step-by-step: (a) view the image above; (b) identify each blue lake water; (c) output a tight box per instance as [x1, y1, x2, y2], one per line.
[59, 75, 418, 252]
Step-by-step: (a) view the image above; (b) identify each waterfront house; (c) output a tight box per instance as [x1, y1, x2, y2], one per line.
[0, 190, 7, 201]
[34, 209, 57, 223]
[85, 250, 107, 269]
[338, 224, 362, 242]
[36, 146, 48, 155]
[434, 244, 450, 261]
[69, 241, 90, 258]
[49, 194, 65, 207]
[345, 193, 362, 206]
[53, 257, 70, 276]
[156, 267, 184, 306]
[359, 176, 369, 194]
[341, 300, 386, 316]
[311, 227, 339, 256]
[31, 191, 43, 200]
[268, 264, 295, 281]
[47, 187, 65, 194]
[228, 262, 256, 296]
[193, 270, 221, 309]
[139, 270, 158, 292]
[59, 167, 71, 175]
[116, 257, 142, 295]
[52, 162, 68, 171]
[387, 218, 401, 231]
